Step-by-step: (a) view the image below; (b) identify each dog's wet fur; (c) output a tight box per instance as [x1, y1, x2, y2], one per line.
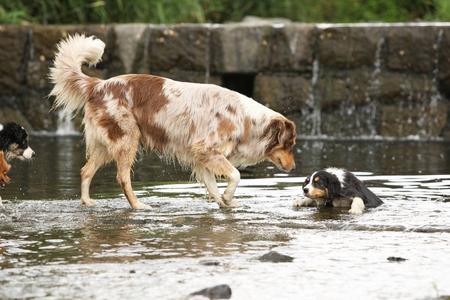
[0, 122, 35, 161]
[294, 168, 383, 214]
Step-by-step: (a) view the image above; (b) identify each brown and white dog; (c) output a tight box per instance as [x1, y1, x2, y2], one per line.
[49, 34, 296, 209]
[0, 151, 11, 206]
[0, 151, 11, 187]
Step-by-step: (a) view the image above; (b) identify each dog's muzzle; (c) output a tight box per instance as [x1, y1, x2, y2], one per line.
[22, 147, 35, 159]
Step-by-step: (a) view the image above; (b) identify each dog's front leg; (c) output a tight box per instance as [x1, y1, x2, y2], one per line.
[348, 197, 365, 214]
[200, 169, 227, 208]
[292, 197, 315, 208]
[202, 154, 241, 208]
[222, 167, 241, 207]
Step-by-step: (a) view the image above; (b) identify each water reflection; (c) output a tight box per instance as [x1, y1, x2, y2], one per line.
[3, 137, 450, 200]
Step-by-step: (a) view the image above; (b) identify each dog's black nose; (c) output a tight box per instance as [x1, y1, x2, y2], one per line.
[303, 187, 309, 194]
[31, 151, 36, 158]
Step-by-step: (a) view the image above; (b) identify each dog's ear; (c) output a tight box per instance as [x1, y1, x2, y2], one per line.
[280, 120, 296, 149]
[326, 175, 342, 199]
[264, 119, 296, 153]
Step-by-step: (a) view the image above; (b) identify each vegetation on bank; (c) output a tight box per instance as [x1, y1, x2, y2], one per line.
[1, 0, 450, 24]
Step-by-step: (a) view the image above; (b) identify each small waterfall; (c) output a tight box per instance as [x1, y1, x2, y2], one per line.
[310, 58, 321, 136]
[431, 29, 443, 103]
[56, 111, 78, 136]
[364, 37, 385, 136]
[204, 24, 212, 83]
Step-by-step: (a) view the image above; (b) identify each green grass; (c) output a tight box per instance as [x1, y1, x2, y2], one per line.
[0, 0, 449, 24]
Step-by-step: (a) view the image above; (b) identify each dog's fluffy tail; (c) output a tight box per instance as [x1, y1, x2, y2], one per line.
[49, 34, 105, 115]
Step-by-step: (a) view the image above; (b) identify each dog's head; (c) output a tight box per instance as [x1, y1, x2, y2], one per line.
[0, 151, 11, 187]
[302, 170, 342, 199]
[0, 123, 35, 161]
[264, 118, 296, 172]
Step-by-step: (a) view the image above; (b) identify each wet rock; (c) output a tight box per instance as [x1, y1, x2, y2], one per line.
[0, 107, 32, 130]
[387, 256, 407, 262]
[376, 73, 435, 103]
[379, 102, 448, 137]
[147, 25, 209, 72]
[113, 24, 148, 74]
[210, 24, 271, 73]
[0, 25, 29, 95]
[190, 284, 232, 299]
[386, 26, 439, 73]
[266, 24, 316, 72]
[321, 104, 379, 137]
[317, 69, 373, 108]
[254, 73, 311, 114]
[438, 27, 450, 100]
[258, 251, 294, 263]
[199, 259, 221, 266]
[318, 26, 386, 69]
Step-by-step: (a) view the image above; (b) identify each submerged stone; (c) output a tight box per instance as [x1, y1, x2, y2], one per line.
[199, 259, 221, 266]
[387, 256, 407, 262]
[258, 251, 294, 263]
[190, 284, 232, 299]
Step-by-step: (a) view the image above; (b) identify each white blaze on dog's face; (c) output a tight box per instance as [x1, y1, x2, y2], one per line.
[22, 147, 35, 159]
[302, 170, 342, 199]
[264, 118, 296, 172]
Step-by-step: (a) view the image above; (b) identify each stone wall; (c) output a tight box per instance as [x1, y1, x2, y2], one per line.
[1, 23, 450, 139]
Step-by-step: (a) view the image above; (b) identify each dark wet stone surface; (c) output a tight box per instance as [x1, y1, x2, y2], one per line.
[258, 251, 294, 263]
[199, 259, 222, 266]
[190, 284, 232, 299]
[387, 256, 408, 262]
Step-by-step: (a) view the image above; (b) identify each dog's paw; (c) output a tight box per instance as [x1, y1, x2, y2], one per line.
[206, 194, 215, 202]
[132, 201, 152, 210]
[81, 198, 96, 206]
[348, 197, 364, 214]
[293, 198, 308, 207]
[224, 199, 241, 208]
[348, 207, 364, 214]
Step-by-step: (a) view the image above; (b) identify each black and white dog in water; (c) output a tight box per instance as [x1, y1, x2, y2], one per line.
[293, 168, 383, 214]
[0, 123, 35, 161]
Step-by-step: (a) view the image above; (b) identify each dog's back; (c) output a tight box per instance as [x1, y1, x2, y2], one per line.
[340, 171, 383, 208]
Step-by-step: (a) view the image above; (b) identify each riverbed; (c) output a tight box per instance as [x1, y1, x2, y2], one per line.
[1, 137, 449, 299]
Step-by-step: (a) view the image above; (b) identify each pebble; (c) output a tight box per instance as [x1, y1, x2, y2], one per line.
[387, 256, 407, 262]
[258, 251, 294, 263]
[190, 284, 232, 299]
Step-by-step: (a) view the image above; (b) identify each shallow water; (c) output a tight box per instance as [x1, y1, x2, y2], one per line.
[1, 137, 450, 299]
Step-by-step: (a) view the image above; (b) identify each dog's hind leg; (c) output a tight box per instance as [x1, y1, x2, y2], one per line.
[114, 148, 150, 210]
[81, 147, 112, 206]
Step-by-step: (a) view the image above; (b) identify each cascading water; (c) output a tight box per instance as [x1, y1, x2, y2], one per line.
[299, 57, 321, 138]
[55, 110, 78, 136]
[364, 37, 385, 136]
